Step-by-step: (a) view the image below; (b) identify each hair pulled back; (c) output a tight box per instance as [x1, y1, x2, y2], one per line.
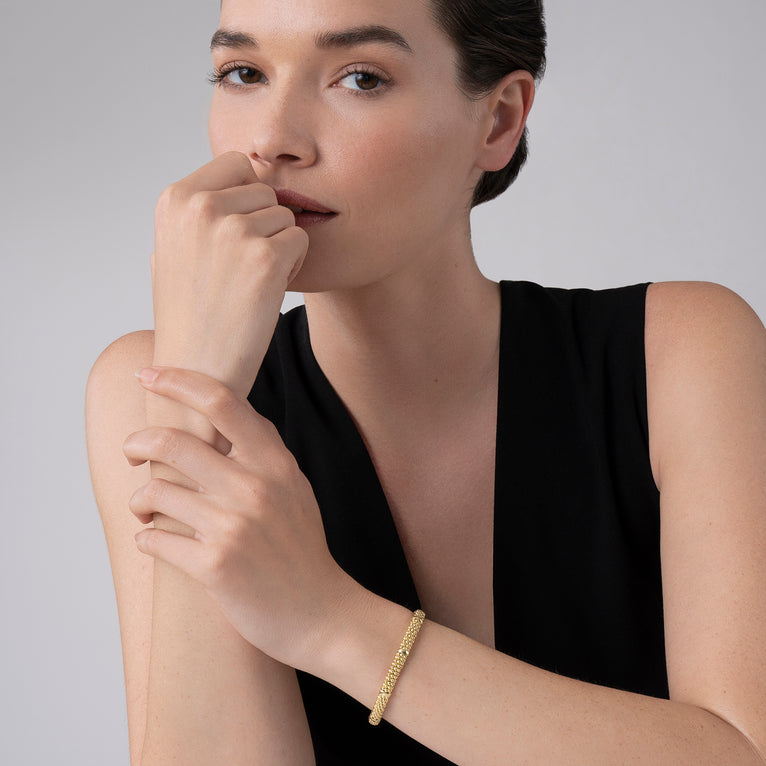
[429, 0, 546, 206]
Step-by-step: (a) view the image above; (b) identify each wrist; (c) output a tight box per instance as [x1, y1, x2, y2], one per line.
[307, 577, 414, 709]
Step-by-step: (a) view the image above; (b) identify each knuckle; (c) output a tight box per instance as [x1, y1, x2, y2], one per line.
[128, 487, 142, 512]
[237, 473, 269, 509]
[206, 543, 232, 587]
[188, 190, 218, 220]
[275, 450, 300, 484]
[151, 428, 180, 461]
[248, 235, 270, 258]
[156, 183, 184, 218]
[275, 226, 309, 263]
[220, 212, 250, 239]
[260, 183, 278, 207]
[226, 150, 254, 173]
[122, 431, 136, 453]
[248, 238, 282, 276]
[291, 225, 310, 251]
[261, 417, 282, 443]
[205, 382, 239, 418]
[137, 531, 156, 555]
[278, 205, 296, 228]
[220, 512, 247, 542]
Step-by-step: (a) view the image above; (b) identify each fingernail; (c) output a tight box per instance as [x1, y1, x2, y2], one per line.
[134, 367, 159, 385]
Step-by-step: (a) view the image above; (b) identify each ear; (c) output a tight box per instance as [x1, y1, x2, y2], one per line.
[475, 71, 536, 173]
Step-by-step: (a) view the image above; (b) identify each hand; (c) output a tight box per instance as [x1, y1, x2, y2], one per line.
[151, 151, 309, 399]
[123, 366, 366, 672]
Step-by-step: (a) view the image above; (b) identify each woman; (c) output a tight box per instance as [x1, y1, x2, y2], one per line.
[86, 0, 766, 763]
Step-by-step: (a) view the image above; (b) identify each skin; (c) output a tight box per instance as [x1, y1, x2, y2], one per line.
[85, 0, 766, 763]
[207, 0, 493, 294]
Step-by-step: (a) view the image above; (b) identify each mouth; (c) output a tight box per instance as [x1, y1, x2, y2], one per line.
[275, 189, 338, 225]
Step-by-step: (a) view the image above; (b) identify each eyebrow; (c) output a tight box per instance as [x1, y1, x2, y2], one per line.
[210, 25, 413, 54]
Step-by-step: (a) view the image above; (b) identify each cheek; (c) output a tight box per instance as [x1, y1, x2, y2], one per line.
[342, 107, 474, 209]
[208, 98, 249, 156]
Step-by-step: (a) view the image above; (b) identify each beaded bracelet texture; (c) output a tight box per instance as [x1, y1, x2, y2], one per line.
[368, 609, 426, 726]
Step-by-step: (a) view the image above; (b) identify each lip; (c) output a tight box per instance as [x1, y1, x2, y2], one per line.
[275, 189, 336, 216]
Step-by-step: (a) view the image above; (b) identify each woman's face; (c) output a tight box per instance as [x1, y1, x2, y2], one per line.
[209, 0, 488, 292]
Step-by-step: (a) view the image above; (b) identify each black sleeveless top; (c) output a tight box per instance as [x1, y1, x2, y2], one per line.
[248, 281, 667, 765]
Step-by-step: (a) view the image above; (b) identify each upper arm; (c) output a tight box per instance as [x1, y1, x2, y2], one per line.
[86, 331, 315, 766]
[645, 281, 766, 756]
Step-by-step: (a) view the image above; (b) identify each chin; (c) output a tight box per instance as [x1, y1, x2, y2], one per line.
[285, 242, 377, 295]
[285, 252, 348, 295]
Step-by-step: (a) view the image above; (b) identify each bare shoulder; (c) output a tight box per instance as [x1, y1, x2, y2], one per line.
[85, 330, 155, 758]
[645, 280, 766, 362]
[644, 281, 766, 482]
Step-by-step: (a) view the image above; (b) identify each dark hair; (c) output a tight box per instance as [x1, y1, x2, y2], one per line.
[429, 0, 547, 207]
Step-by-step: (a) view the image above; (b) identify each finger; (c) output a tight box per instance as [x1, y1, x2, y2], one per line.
[179, 151, 259, 193]
[221, 219, 308, 288]
[130, 478, 216, 531]
[123, 425, 237, 494]
[134, 528, 208, 582]
[134, 367, 282, 456]
[269, 225, 309, 284]
[210, 182, 282, 217]
[231, 204, 297, 238]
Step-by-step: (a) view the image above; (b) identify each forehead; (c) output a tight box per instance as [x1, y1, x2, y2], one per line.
[218, 0, 439, 53]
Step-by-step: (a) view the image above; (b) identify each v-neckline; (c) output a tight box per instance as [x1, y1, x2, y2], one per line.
[293, 283, 509, 651]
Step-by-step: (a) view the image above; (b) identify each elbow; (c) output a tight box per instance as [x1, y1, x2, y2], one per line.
[698, 706, 766, 766]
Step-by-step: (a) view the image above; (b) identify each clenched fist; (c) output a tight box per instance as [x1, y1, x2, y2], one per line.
[151, 151, 309, 399]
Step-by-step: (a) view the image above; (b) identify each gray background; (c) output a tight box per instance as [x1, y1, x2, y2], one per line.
[1, 1, 764, 763]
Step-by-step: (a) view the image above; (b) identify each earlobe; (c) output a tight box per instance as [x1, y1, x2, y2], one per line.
[476, 71, 536, 173]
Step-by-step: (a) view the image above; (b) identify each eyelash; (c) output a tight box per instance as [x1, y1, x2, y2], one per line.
[207, 62, 392, 97]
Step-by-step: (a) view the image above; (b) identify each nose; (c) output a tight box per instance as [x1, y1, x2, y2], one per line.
[249, 82, 318, 170]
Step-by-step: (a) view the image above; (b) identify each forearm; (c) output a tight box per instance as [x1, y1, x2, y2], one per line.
[314, 591, 764, 766]
[139, 390, 314, 765]
[142, 392, 243, 759]
[141, 594, 313, 766]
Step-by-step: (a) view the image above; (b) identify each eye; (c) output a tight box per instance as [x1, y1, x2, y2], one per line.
[228, 67, 263, 85]
[208, 64, 265, 88]
[336, 68, 390, 94]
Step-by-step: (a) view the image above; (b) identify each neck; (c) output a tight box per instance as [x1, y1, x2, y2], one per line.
[302, 250, 501, 423]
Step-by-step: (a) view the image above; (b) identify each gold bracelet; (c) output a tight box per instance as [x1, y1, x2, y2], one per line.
[368, 609, 426, 726]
